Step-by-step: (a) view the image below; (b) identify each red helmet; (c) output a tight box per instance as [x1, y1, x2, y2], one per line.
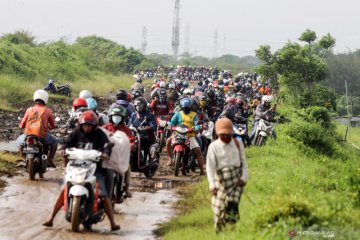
[79, 110, 98, 126]
[73, 98, 87, 109]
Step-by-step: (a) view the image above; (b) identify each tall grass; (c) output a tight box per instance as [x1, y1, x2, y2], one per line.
[0, 73, 138, 110]
[158, 107, 360, 240]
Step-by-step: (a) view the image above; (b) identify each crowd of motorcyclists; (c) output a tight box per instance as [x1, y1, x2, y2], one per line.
[17, 65, 277, 232]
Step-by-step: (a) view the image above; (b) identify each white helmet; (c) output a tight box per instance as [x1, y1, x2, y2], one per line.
[159, 81, 166, 88]
[169, 83, 175, 89]
[49, 79, 54, 84]
[79, 90, 93, 99]
[34, 89, 49, 104]
[183, 88, 193, 95]
[262, 95, 272, 104]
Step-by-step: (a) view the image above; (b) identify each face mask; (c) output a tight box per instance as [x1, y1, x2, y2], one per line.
[112, 115, 122, 125]
[220, 135, 232, 144]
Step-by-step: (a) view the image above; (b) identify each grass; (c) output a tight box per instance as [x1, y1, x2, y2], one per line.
[0, 73, 141, 110]
[336, 124, 360, 148]
[158, 110, 360, 240]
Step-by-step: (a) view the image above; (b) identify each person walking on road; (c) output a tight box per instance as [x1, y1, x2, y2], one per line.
[206, 117, 248, 232]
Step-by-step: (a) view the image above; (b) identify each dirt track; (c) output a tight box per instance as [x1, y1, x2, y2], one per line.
[0, 167, 179, 240]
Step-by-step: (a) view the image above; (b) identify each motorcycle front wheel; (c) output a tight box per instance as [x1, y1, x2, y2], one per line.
[174, 151, 182, 177]
[71, 196, 81, 232]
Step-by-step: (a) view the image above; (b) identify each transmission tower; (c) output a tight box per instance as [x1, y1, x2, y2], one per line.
[213, 28, 218, 58]
[172, 0, 180, 60]
[222, 34, 226, 55]
[184, 23, 190, 54]
[141, 26, 147, 54]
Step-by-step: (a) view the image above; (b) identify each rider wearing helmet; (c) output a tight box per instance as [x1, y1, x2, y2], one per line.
[166, 98, 205, 175]
[149, 88, 174, 119]
[113, 89, 135, 120]
[249, 95, 276, 141]
[66, 97, 89, 129]
[103, 105, 135, 198]
[86, 98, 109, 126]
[166, 82, 179, 103]
[43, 111, 121, 231]
[79, 90, 93, 99]
[150, 80, 166, 99]
[17, 89, 58, 168]
[131, 89, 143, 100]
[128, 97, 157, 162]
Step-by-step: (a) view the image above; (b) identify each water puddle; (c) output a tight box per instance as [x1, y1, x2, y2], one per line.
[0, 169, 178, 240]
[0, 141, 17, 152]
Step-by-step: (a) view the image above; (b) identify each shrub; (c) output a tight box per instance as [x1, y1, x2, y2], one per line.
[286, 119, 335, 155]
[256, 195, 323, 228]
[305, 106, 332, 129]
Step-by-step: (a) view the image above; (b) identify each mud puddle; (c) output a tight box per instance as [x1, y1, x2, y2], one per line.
[0, 168, 177, 240]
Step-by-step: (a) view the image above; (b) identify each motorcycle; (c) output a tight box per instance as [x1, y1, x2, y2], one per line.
[44, 83, 71, 97]
[233, 115, 251, 147]
[23, 135, 48, 180]
[252, 118, 276, 146]
[63, 143, 113, 232]
[170, 124, 192, 176]
[156, 116, 168, 153]
[129, 123, 160, 179]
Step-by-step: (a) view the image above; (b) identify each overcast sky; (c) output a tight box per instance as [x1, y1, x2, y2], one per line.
[1, 0, 359, 57]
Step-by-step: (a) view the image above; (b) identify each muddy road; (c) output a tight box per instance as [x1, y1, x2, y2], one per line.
[0, 167, 179, 240]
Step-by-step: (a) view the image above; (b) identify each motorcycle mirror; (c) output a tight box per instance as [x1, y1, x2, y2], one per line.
[104, 142, 114, 149]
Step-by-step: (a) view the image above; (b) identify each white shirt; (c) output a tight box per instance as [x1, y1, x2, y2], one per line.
[206, 138, 249, 190]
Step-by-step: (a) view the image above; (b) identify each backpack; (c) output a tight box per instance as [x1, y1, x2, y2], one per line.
[25, 107, 47, 138]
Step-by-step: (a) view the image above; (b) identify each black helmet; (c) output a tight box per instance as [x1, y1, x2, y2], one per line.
[136, 78, 142, 83]
[116, 89, 128, 100]
[158, 88, 167, 103]
[134, 97, 147, 112]
[132, 89, 142, 100]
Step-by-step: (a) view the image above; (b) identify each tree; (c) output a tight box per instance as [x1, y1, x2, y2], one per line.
[1, 30, 36, 46]
[255, 29, 336, 107]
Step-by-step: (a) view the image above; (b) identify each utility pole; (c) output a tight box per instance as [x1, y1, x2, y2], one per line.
[141, 26, 147, 54]
[184, 23, 190, 54]
[213, 28, 218, 59]
[172, 0, 180, 60]
[345, 80, 351, 141]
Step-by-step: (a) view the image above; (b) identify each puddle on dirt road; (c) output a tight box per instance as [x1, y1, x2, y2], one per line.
[0, 141, 17, 152]
[0, 169, 178, 240]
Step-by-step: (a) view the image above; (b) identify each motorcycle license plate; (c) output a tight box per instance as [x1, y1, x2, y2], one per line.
[24, 147, 39, 153]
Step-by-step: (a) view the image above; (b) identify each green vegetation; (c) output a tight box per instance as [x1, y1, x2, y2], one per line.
[255, 29, 336, 108]
[158, 30, 360, 239]
[0, 30, 148, 110]
[158, 107, 360, 240]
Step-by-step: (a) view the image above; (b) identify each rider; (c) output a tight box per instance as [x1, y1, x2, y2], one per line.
[128, 97, 157, 162]
[17, 90, 58, 168]
[79, 89, 93, 99]
[43, 111, 120, 231]
[86, 97, 109, 126]
[149, 88, 174, 120]
[67, 97, 89, 129]
[102, 105, 135, 199]
[113, 89, 135, 121]
[166, 98, 205, 176]
[249, 95, 277, 141]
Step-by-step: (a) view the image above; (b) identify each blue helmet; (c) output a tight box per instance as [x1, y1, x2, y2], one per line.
[86, 98, 98, 110]
[180, 98, 192, 108]
[182, 81, 189, 88]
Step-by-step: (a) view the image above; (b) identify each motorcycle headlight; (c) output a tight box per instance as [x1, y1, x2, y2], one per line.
[71, 168, 89, 184]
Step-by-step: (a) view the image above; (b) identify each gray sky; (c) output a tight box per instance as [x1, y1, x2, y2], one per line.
[1, 0, 359, 57]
